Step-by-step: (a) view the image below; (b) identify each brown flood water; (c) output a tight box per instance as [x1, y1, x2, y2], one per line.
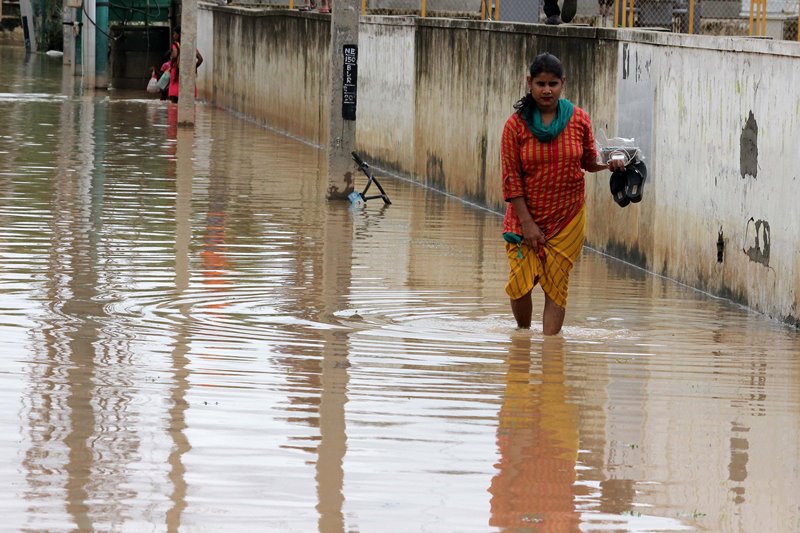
[1, 45, 799, 532]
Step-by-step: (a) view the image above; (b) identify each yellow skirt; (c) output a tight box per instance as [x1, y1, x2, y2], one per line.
[504, 206, 586, 308]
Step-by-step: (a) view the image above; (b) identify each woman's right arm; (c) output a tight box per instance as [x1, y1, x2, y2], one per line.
[501, 118, 546, 251]
[509, 197, 545, 252]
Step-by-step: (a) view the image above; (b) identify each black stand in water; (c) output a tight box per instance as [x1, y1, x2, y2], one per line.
[350, 152, 392, 205]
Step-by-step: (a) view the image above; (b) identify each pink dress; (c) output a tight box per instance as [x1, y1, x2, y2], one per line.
[168, 42, 199, 100]
[168, 43, 180, 99]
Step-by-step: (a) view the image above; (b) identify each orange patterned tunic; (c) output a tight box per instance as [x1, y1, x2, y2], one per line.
[501, 107, 598, 240]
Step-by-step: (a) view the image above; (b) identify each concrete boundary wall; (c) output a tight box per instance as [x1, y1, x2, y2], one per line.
[199, 7, 331, 142]
[196, 5, 800, 327]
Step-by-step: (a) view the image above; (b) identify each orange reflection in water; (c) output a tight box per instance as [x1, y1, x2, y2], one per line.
[200, 209, 230, 288]
[489, 335, 580, 531]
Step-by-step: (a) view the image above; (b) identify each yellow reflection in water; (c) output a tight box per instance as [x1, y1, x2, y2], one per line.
[489, 335, 580, 531]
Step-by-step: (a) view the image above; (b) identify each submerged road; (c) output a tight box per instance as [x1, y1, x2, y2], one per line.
[0, 45, 798, 532]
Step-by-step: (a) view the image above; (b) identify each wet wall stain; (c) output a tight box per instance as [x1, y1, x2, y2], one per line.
[715, 282, 749, 309]
[478, 134, 488, 202]
[604, 238, 648, 269]
[426, 153, 445, 190]
[740, 111, 758, 179]
[743, 217, 770, 266]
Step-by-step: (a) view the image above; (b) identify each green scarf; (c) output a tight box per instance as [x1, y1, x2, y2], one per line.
[522, 99, 574, 142]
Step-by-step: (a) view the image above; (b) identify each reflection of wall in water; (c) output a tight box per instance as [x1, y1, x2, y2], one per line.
[636, 327, 800, 531]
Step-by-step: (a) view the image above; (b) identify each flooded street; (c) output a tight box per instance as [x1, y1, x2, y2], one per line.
[1, 45, 799, 532]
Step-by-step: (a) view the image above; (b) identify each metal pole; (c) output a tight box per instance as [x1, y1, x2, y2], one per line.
[63, 4, 76, 73]
[178, 0, 198, 126]
[95, 0, 108, 87]
[326, 0, 359, 200]
[688, 0, 695, 33]
[82, 0, 96, 88]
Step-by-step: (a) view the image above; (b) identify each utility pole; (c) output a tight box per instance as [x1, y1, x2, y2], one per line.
[81, 0, 96, 88]
[177, 0, 198, 126]
[95, 0, 109, 87]
[326, 0, 359, 200]
[19, 0, 37, 52]
[62, 1, 77, 73]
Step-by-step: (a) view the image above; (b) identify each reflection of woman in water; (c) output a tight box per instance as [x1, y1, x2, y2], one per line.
[489, 335, 580, 531]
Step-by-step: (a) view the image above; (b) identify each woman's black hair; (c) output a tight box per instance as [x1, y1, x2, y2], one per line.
[173, 25, 181, 35]
[513, 53, 565, 117]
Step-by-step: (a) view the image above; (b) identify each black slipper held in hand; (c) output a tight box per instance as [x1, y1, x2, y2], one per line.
[609, 170, 631, 207]
[609, 160, 647, 207]
[625, 160, 647, 203]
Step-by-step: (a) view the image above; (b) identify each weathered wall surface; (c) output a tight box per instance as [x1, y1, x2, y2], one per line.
[410, 20, 618, 208]
[636, 35, 800, 324]
[196, 5, 800, 326]
[589, 31, 800, 326]
[197, 7, 214, 99]
[199, 8, 330, 142]
[356, 17, 417, 174]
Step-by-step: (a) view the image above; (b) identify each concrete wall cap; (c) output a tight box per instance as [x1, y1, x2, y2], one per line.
[201, 3, 330, 19]
[600, 26, 800, 57]
[195, 4, 800, 58]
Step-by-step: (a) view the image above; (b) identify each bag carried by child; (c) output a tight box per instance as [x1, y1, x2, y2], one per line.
[156, 70, 170, 90]
[146, 69, 160, 93]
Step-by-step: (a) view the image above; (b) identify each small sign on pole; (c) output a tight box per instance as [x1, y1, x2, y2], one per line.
[342, 44, 357, 121]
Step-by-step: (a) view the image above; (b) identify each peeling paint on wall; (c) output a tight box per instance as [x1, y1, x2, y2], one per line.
[618, 43, 653, 167]
[743, 217, 770, 266]
[622, 43, 630, 80]
[740, 111, 758, 179]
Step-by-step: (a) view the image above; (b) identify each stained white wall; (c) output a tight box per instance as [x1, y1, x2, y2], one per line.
[197, 6, 214, 100]
[356, 17, 417, 173]
[637, 34, 800, 324]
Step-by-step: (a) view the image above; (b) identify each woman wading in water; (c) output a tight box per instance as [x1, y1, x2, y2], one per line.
[501, 53, 625, 334]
